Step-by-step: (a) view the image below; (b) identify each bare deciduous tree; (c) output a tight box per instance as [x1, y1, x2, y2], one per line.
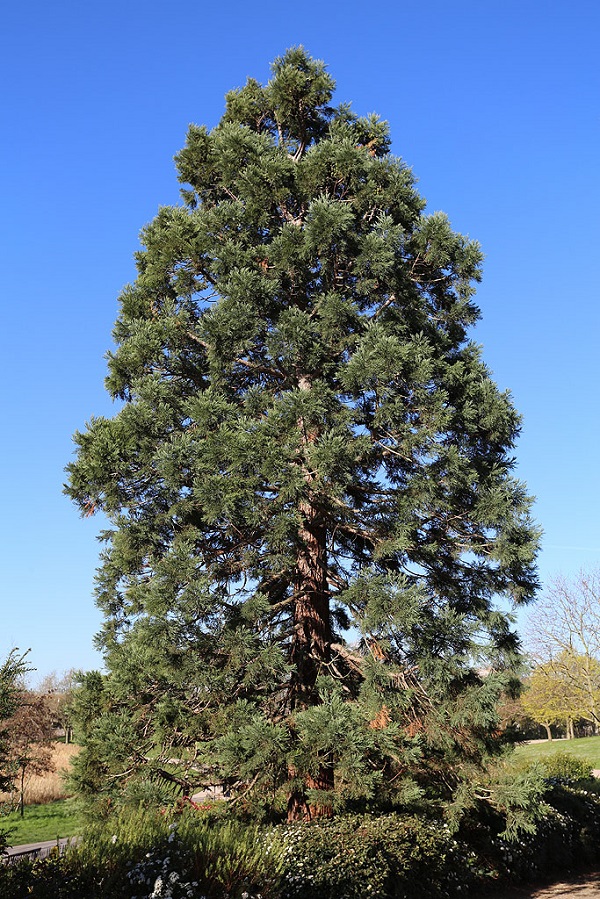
[38, 670, 77, 744]
[525, 569, 600, 732]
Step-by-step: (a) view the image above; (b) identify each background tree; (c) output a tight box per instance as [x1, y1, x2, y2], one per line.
[39, 670, 77, 744]
[521, 662, 572, 741]
[4, 690, 55, 817]
[66, 48, 539, 822]
[526, 569, 600, 733]
[0, 651, 30, 794]
[520, 652, 600, 740]
[496, 691, 541, 741]
[0, 650, 31, 848]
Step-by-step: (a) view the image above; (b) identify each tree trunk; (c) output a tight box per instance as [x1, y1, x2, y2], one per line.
[19, 766, 25, 818]
[286, 375, 335, 821]
[287, 498, 334, 820]
[290, 504, 331, 707]
[287, 768, 334, 821]
[544, 723, 552, 741]
[568, 718, 575, 740]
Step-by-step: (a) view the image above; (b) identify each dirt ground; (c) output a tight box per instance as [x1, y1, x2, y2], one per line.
[488, 870, 600, 898]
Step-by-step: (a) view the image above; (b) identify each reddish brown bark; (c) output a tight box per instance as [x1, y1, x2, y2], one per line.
[287, 501, 335, 820]
[287, 380, 335, 818]
[287, 768, 334, 820]
[290, 503, 331, 707]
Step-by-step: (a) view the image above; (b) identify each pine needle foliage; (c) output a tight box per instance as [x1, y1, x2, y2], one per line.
[0, 650, 31, 850]
[0, 651, 31, 794]
[66, 48, 540, 822]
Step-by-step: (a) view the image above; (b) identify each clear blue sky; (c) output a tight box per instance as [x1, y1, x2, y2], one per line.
[2, 0, 599, 682]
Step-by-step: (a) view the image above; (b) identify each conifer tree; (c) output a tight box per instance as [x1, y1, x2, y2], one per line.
[66, 48, 539, 821]
[0, 650, 30, 849]
[0, 651, 28, 796]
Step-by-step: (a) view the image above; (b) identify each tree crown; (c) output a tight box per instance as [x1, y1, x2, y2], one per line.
[66, 48, 539, 821]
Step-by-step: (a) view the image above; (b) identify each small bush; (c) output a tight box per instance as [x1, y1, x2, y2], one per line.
[0, 806, 285, 899]
[273, 814, 485, 899]
[540, 752, 593, 782]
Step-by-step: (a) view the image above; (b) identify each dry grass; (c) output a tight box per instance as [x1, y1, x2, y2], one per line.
[26, 742, 79, 804]
[1, 741, 80, 806]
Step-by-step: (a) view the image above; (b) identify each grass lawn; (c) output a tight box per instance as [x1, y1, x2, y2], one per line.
[513, 735, 600, 769]
[0, 799, 82, 846]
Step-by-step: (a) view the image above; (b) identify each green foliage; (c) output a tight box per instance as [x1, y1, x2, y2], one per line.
[522, 653, 600, 735]
[0, 650, 31, 850]
[7, 790, 600, 899]
[65, 47, 540, 820]
[446, 758, 549, 841]
[0, 807, 285, 899]
[0, 651, 30, 789]
[539, 752, 593, 782]
[274, 814, 483, 898]
[0, 852, 82, 899]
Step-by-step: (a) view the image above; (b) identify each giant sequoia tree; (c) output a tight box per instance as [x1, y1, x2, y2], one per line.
[67, 48, 539, 821]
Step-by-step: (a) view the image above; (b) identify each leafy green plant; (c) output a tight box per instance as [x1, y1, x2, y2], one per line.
[8, 785, 600, 899]
[273, 814, 485, 899]
[72, 807, 283, 898]
[539, 752, 593, 782]
[181, 818, 284, 897]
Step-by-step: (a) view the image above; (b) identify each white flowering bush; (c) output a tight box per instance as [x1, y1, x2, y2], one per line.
[7, 785, 600, 898]
[271, 814, 486, 899]
[92, 809, 285, 899]
[125, 826, 201, 899]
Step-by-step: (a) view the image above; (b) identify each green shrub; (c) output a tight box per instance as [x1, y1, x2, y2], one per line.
[6, 790, 600, 899]
[0, 807, 285, 899]
[74, 807, 285, 898]
[0, 851, 90, 899]
[273, 814, 486, 899]
[468, 783, 600, 886]
[539, 752, 593, 782]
